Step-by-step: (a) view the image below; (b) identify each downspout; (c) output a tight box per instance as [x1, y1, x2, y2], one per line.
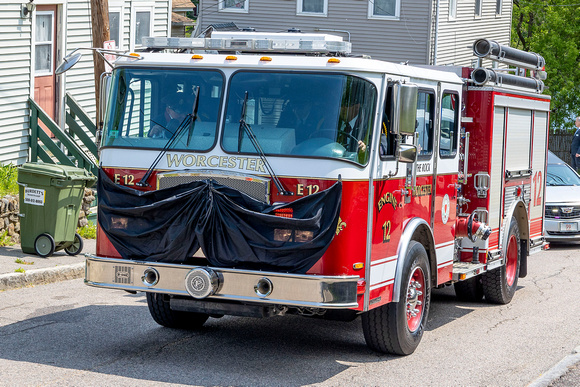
[433, 0, 440, 65]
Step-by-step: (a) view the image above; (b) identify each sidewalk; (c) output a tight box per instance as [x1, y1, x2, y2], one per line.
[0, 239, 94, 291]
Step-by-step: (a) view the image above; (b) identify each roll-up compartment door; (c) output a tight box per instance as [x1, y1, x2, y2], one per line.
[505, 108, 532, 172]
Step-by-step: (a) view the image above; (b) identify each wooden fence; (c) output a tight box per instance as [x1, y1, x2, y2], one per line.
[549, 131, 575, 164]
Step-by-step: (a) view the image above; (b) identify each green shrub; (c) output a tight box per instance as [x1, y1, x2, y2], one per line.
[77, 221, 97, 239]
[0, 164, 18, 197]
[0, 230, 13, 247]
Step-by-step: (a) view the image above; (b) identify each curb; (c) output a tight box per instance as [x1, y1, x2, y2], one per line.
[0, 262, 85, 291]
[528, 345, 580, 387]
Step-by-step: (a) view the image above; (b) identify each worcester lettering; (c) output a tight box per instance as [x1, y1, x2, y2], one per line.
[166, 154, 266, 173]
[411, 184, 432, 197]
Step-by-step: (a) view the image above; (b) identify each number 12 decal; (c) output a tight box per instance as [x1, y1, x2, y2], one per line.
[382, 221, 391, 243]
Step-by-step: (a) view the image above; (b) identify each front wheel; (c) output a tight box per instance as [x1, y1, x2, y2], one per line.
[34, 233, 55, 258]
[146, 293, 209, 329]
[482, 216, 521, 304]
[362, 241, 431, 355]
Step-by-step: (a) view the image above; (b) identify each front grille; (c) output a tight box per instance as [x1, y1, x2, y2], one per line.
[546, 230, 580, 236]
[157, 169, 271, 203]
[545, 205, 580, 219]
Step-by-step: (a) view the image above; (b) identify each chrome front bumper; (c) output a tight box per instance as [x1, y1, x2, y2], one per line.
[85, 255, 359, 309]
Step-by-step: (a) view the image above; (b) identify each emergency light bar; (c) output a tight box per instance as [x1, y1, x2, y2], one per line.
[142, 33, 351, 55]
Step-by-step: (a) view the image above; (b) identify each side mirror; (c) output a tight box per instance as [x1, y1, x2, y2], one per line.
[391, 83, 418, 136]
[99, 73, 111, 124]
[398, 143, 417, 163]
[55, 52, 83, 75]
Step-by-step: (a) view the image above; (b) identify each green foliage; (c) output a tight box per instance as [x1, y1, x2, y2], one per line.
[512, 0, 580, 130]
[0, 164, 19, 197]
[0, 230, 13, 247]
[15, 258, 34, 265]
[14, 268, 25, 273]
[77, 221, 97, 239]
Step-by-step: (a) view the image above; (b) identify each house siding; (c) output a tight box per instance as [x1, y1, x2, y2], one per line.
[199, 0, 432, 64]
[0, 1, 171, 165]
[435, 0, 512, 66]
[0, 3, 32, 165]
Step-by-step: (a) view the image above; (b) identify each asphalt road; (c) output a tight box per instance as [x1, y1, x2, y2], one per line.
[0, 243, 578, 386]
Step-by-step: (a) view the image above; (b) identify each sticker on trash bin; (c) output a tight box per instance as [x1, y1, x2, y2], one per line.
[24, 187, 45, 206]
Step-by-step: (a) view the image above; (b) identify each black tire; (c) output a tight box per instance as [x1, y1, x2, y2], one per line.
[146, 293, 209, 329]
[454, 276, 484, 302]
[65, 233, 84, 256]
[362, 241, 431, 355]
[482, 217, 521, 304]
[34, 233, 55, 258]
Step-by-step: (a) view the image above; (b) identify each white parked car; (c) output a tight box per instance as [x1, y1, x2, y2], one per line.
[545, 151, 580, 242]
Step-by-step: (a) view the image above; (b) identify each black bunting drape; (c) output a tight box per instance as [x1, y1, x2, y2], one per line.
[97, 169, 342, 274]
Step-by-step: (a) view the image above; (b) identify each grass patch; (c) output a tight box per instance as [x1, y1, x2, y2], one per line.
[0, 230, 13, 247]
[15, 258, 34, 265]
[77, 221, 97, 239]
[0, 164, 18, 197]
[14, 268, 25, 273]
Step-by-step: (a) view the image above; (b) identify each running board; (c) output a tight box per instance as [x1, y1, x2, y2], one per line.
[451, 258, 504, 282]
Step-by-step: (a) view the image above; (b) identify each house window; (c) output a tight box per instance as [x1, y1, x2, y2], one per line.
[449, 0, 457, 19]
[35, 12, 54, 74]
[496, 0, 502, 14]
[368, 0, 400, 19]
[131, 6, 153, 50]
[297, 0, 327, 16]
[475, 0, 482, 17]
[219, 0, 249, 13]
[135, 12, 151, 46]
[109, 9, 121, 49]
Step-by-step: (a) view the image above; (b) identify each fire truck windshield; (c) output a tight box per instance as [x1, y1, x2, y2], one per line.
[223, 71, 376, 165]
[102, 68, 376, 166]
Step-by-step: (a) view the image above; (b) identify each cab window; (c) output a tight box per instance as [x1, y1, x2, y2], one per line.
[440, 92, 459, 158]
[417, 90, 434, 158]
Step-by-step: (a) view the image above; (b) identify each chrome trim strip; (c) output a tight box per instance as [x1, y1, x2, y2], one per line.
[85, 255, 359, 309]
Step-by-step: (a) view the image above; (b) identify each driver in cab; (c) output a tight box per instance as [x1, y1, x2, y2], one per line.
[148, 93, 190, 139]
[337, 94, 367, 155]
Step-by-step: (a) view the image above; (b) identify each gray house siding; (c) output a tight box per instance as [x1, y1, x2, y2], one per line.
[199, 0, 513, 67]
[0, 4, 32, 165]
[198, 0, 432, 64]
[435, 0, 512, 66]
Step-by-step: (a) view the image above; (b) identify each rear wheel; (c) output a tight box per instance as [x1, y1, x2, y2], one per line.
[482, 217, 521, 304]
[362, 241, 431, 355]
[146, 293, 209, 329]
[454, 276, 484, 302]
[64, 233, 83, 256]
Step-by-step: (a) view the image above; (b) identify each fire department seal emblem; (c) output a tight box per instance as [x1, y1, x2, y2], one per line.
[441, 194, 450, 224]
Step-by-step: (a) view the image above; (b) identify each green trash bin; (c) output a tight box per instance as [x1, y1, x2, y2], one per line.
[18, 162, 97, 257]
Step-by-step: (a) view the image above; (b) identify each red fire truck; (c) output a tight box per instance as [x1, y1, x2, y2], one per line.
[61, 33, 550, 355]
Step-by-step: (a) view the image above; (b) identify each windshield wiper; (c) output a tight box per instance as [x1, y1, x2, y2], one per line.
[136, 90, 200, 187]
[238, 91, 293, 196]
[187, 86, 200, 146]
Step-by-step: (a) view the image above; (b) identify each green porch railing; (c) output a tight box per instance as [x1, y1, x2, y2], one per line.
[29, 93, 98, 176]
